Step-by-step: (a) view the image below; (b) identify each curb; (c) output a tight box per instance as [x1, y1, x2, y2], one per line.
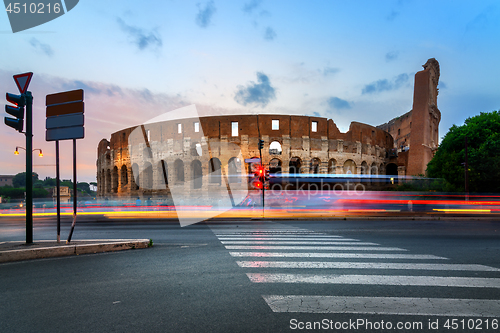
[0, 239, 151, 263]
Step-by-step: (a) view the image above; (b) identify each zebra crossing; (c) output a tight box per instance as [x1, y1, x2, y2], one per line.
[210, 223, 500, 317]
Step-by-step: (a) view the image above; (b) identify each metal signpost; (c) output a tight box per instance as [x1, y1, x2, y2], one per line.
[45, 89, 84, 243]
[258, 139, 265, 217]
[4, 72, 33, 244]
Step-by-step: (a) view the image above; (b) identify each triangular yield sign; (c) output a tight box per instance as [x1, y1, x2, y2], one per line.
[13, 72, 33, 94]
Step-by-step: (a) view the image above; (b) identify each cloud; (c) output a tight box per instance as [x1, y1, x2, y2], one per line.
[264, 26, 276, 41]
[61, 80, 123, 97]
[196, 1, 216, 28]
[322, 67, 340, 76]
[327, 97, 352, 110]
[465, 5, 496, 33]
[117, 18, 162, 51]
[362, 73, 409, 94]
[243, 0, 262, 14]
[29, 38, 53, 56]
[234, 72, 276, 107]
[386, 10, 399, 21]
[385, 51, 398, 62]
[312, 112, 321, 117]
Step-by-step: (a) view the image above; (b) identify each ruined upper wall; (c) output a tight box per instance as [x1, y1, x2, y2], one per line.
[98, 114, 393, 159]
[377, 110, 412, 150]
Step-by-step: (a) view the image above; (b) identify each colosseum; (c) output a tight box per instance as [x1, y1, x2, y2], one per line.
[97, 58, 441, 203]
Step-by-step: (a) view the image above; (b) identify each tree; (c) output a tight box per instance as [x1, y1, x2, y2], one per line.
[426, 111, 500, 192]
[12, 172, 39, 188]
[77, 182, 91, 194]
[43, 177, 56, 187]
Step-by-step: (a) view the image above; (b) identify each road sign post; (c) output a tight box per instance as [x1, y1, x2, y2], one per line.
[25, 91, 33, 244]
[45, 89, 84, 243]
[5, 72, 33, 244]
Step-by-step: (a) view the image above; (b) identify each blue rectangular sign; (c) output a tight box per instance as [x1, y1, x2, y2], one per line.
[46, 126, 84, 141]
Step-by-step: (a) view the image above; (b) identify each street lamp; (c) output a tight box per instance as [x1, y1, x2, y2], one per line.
[15, 146, 43, 157]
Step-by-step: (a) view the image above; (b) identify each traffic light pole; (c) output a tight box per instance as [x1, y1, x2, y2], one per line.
[259, 143, 265, 218]
[25, 91, 33, 244]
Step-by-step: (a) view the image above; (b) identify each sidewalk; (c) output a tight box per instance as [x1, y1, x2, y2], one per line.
[0, 239, 152, 263]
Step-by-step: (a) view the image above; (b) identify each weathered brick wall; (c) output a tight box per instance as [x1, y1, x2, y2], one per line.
[378, 58, 441, 176]
[96, 114, 393, 200]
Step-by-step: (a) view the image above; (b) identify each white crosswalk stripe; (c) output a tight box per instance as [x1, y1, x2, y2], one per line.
[217, 237, 360, 241]
[221, 241, 378, 245]
[210, 223, 500, 317]
[247, 273, 500, 288]
[263, 295, 500, 317]
[236, 261, 500, 271]
[225, 245, 406, 251]
[229, 252, 445, 259]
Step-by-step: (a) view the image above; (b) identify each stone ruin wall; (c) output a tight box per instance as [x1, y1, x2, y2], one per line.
[96, 115, 394, 199]
[378, 58, 441, 176]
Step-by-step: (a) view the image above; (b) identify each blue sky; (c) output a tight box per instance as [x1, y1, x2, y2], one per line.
[1, 0, 499, 182]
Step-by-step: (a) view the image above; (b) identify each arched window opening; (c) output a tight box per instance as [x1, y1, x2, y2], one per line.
[142, 162, 153, 190]
[191, 160, 203, 189]
[310, 158, 321, 174]
[361, 161, 368, 175]
[228, 157, 241, 183]
[386, 163, 398, 184]
[269, 158, 282, 174]
[289, 157, 301, 174]
[106, 169, 111, 193]
[121, 165, 128, 187]
[328, 159, 337, 174]
[112, 166, 118, 193]
[343, 160, 356, 174]
[174, 159, 184, 183]
[131, 163, 139, 190]
[269, 141, 282, 155]
[157, 161, 168, 188]
[209, 157, 222, 184]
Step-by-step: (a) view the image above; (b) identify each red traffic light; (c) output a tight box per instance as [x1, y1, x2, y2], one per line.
[252, 180, 263, 189]
[254, 165, 265, 176]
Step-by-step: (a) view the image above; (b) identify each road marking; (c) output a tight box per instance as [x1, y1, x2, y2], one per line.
[214, 232, 326, 236]
[236, 261, 500, 271]
[247, 273, 500, 288]
[213, 230, 310, 233]
[218, 236, 358, 242]
[229, 252, 447, 259]
[262, 295, 500, 317]
[221, 241, 377, 245]
[225, 245, 406, 251]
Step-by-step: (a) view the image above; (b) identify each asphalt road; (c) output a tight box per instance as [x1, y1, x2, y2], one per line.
[1, 217, 500, 333]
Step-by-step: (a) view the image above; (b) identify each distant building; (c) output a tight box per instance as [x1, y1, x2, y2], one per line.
[0, 175, 15, 187]
[52, 186, 71, 203]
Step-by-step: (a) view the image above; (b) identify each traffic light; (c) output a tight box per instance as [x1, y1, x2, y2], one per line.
[5, 93, 25, 132]
[251, 179, 263, 190]
[254, 164, 265, 179]
[258, 139, 264, 150]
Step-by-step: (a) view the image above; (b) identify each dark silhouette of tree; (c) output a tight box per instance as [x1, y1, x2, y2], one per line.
[427, 111, 500, 192]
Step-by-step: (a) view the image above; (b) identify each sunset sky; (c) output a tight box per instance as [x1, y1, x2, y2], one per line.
[1, 0, 499, 182]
